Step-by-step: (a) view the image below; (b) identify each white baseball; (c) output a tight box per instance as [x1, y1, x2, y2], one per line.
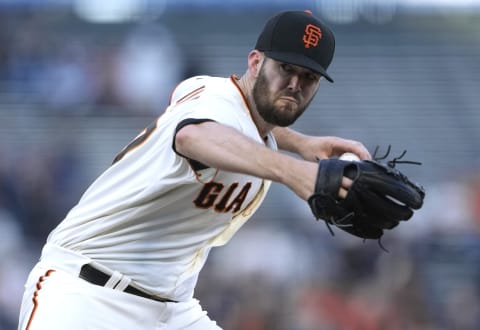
[339, 152, 360, 162]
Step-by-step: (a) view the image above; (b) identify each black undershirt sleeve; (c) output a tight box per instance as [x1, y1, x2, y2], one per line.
[173, 118, 215, 171]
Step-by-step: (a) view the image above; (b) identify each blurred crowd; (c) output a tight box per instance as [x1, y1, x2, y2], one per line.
[1, 9, 480, 330]
[0, 11, 198, 115]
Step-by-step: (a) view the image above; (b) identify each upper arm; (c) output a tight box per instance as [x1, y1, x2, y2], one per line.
[174, 118, 216, 171]
[173, 118, 215, 154]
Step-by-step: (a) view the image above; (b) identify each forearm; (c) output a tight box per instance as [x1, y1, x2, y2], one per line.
[272, 127, 307, 155]
[273, 127, 371, 161]
[175, 122, 316, 200]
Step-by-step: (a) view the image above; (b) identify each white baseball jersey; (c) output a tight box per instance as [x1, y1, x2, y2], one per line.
[44, 75, 276, 302]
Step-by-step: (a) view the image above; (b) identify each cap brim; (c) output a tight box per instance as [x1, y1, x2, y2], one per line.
[264, 51, 334, 83]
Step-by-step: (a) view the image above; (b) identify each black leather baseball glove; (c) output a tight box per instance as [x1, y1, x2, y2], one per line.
[308, 150, 425, 241]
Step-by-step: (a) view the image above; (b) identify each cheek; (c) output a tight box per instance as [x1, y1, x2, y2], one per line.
[265, 79, 283, 94]
[264, 79, 285, 99]
[263, 72, 288, 91]
[302, 84, 319, 99]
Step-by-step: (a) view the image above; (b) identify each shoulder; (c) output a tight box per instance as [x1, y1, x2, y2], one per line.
[166, 75, 250, 128]
[169, 76, 236, 105]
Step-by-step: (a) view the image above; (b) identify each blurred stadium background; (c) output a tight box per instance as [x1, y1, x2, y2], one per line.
[1, 0, 480, 329]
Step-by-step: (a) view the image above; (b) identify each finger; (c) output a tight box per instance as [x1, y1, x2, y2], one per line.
[338, 187, 349, 199]
[347, 142, 371, 161]
[341, 177, 353, 189]
[338, 177, 353, 199]
[332, 138, 372, 160]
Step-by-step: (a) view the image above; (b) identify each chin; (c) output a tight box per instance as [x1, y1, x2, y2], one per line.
[276, 102, 298, 114]
[273, 115, 298, 127]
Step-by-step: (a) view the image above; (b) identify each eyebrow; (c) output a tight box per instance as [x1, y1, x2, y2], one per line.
[284, 62, 321, 79]
[274, 60, 317, 74]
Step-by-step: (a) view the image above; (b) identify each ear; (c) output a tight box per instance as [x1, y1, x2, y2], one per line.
[247, 50, 264, 77]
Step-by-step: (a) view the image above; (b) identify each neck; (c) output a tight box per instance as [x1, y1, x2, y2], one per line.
[236, 74, 275, 138]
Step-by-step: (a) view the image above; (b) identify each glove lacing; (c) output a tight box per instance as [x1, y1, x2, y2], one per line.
[373, 145, 422, 167]
[307, 193, 355, 236]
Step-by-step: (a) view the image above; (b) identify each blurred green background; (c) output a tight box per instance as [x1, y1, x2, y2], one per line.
[1, 1, 480, 329]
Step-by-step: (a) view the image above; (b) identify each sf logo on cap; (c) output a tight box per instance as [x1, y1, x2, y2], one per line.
[303, 24, 322, 48]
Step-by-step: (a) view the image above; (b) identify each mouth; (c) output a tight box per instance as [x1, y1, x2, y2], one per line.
[279, 96, 299, 105]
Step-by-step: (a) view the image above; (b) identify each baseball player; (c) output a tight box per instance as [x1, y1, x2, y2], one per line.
[18, 10, 372, 330]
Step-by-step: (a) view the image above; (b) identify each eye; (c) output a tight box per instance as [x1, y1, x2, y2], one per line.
[312, 75, 321, 82]
[304, 71, 321, 82]
[280, 63, 294, 73]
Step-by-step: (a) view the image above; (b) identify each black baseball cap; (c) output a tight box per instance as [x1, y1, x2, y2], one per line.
[255, 10, 335, 83]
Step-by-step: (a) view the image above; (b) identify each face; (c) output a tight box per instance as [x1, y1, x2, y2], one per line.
[252, 56, 321, 127]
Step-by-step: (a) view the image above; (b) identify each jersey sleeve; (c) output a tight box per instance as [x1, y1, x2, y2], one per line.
[168, 76, 257, 172]
[168, 76, 247, 132]
[172, 118, 214, 171]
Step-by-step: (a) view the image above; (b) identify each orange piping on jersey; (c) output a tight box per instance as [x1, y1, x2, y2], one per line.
[112, 117, 162, 164]
[230, 75, 252, 116]
[230, 75, 266, 143]
[168, 76, 206, 105]
[175, 86, 206, 105]
[25, 269, 56, 330]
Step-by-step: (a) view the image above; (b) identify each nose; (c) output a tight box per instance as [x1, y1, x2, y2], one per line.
[287, 75, 301, 92]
